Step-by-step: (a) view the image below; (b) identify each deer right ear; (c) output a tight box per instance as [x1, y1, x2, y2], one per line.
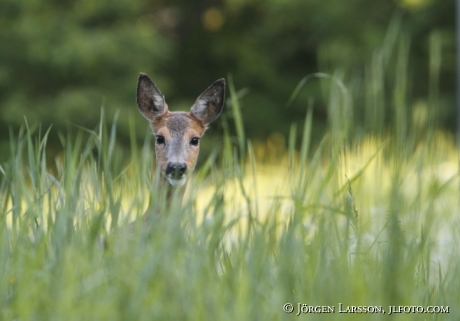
[137, 73, 168, 120]
[191, 78, 226, 125]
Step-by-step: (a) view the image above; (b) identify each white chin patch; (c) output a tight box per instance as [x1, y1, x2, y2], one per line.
[167, 176, 187, 187]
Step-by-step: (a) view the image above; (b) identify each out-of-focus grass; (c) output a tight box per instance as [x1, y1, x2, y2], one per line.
[0, 112, 458, 320]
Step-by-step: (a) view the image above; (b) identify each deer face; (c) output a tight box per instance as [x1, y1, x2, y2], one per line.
[136, 73, 225, 187]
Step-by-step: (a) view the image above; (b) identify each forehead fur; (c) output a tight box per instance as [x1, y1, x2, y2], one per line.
[152, 112, 206, 134]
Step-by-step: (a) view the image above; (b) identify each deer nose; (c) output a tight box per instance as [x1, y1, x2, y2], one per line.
[165, 162, 187, 178]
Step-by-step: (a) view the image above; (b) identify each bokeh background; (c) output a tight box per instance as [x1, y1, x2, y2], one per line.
[0, 0, 455, 158]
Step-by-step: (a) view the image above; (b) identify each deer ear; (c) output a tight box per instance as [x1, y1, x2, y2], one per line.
[137, 73, 168, 120]
[191, 79, 225, 125]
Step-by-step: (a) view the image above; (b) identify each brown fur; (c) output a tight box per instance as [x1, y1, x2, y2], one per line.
[136, 73, 225, 216]
[151, 112, 207, 176]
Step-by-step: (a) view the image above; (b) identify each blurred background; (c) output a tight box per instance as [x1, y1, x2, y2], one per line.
[0, 0, 455, 159]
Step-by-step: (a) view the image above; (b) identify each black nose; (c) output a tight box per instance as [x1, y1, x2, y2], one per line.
[165, 162, 187, 178]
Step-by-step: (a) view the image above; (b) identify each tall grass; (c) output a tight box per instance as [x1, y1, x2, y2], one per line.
[0, 33, 459, 321]
[1, 111, 458, 320]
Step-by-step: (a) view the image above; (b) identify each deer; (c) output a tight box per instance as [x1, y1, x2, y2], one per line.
[135, 73, 225, 220]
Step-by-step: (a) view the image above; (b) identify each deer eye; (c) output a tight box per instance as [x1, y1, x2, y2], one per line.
[190, 137, 200, 146]
[155, 135, 165, 145]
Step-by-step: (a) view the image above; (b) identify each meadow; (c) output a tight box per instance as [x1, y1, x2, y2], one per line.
[0, 100, 458, 320]
[0, 33, 459, 321]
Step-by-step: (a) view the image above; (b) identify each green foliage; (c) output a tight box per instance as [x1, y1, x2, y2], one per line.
[0, 0, 171, 140]
[0, 0, 455, 149]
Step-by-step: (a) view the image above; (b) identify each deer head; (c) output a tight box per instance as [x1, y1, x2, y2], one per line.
[136, 73, 225, 187]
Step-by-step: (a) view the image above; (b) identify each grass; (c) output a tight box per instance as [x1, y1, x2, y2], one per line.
[1, 32, 459, 321]
[0, 110, 458, 320]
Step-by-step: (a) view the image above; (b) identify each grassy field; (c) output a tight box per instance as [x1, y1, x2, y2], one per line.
[0, 106, 458, 320]
[0, 28, 459, 320]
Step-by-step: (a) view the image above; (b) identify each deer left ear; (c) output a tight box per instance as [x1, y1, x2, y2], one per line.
[137, 73, 168, 120]
[191, 79, 225, 125]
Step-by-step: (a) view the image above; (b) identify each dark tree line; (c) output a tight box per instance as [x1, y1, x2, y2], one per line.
[0, 0, 455, 153]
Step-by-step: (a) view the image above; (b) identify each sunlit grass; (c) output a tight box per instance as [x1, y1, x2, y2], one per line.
[1, 106, 459, 320]
[1, 28, 459, 319]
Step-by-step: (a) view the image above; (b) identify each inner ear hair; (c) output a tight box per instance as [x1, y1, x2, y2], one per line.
[191, 78, 225, 125]
[137, 73, 168, 120]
